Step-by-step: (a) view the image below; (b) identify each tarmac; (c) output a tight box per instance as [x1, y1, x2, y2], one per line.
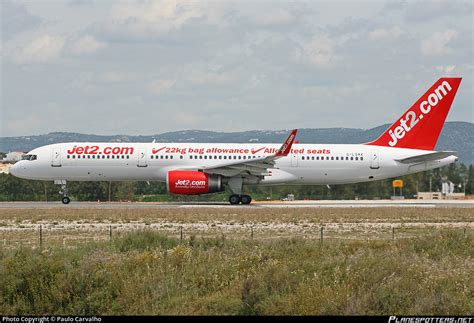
[0, 199, 473, 209]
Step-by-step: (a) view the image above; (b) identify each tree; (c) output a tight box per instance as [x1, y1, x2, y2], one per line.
[466, 165, 474, 195]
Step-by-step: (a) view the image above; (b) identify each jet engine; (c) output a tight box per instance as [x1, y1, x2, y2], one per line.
[166, 170, 224, 195]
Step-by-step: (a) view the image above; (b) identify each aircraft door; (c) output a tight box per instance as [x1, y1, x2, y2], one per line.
[52, 147, 62, 167]
[291, 154, 298, 167]
[370, 151, 380, 169]
[137, 148, 148, 167]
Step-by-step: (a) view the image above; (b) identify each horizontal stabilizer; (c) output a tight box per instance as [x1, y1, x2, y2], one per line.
[395, 151, 456, 164]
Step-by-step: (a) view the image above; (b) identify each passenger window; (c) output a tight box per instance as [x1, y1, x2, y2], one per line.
[199, 156, 202, 159]
[302, 156, 305, 160]
[67, 155, 70, 159]
[355, 157, 359, 160]
[361, 157, 364, 161]
[72, 155, 76, 159]
[170, 156, 173, 159]
[351, 157, 354, 160]
[180, 156, 183, 159]
[165, 155, 168, 159]
[107, 155, 110, 159]
[219, 156, 222, 159]
[331, 157, 334, 160]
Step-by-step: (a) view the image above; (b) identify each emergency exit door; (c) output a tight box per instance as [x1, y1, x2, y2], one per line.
[52, 148, 62, 167]
[137, 149, 148, 167]
[370, 151, 380, 169]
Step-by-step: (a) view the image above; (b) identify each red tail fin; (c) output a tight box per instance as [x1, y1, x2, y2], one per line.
[367, 77, 462, 150]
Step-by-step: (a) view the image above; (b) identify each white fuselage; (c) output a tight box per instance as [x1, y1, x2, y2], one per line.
[11, 142, 456, 185]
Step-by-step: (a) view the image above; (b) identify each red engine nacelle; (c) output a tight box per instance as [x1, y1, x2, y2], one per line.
[167, 171, 224, 195]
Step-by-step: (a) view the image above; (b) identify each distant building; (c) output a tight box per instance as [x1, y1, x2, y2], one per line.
[3, 152, 25, 163]
[441, 181, 455, 194]
[0, 163, 11, 174]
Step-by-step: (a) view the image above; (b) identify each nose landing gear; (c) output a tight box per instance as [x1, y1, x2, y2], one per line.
[55, 180, 71, 204]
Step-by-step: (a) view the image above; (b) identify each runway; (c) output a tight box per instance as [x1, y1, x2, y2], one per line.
[0, 199, 473, 209]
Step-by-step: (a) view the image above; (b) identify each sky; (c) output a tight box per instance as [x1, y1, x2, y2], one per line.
[1, 0, 473, 137]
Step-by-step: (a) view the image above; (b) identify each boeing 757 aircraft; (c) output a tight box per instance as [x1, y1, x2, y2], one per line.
[10, 77, 461, 205]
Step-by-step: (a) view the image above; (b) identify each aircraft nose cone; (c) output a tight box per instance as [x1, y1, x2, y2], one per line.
[9, 163, 21, 177]
[9, 164, 17, 176]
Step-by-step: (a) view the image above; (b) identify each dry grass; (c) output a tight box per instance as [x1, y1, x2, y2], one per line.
[1, 207, 472, 315]
[0, 229, 472, 315]
[1, 207, 472, 223]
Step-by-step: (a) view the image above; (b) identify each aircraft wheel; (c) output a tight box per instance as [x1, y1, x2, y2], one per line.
[229, 194, 241, 205]
[240, 195, 252, 205]
[62, 196, 71, 205]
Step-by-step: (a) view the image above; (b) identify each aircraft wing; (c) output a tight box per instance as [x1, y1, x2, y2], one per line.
[197, 129, 298, 178]
[395, 151, 456, 164]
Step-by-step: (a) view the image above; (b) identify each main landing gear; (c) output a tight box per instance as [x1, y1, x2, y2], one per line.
[229, 194, 252, 205]
[55, 180, 71, 204]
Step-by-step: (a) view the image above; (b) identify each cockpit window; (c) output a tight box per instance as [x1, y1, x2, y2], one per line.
[21, 154, 37, 161]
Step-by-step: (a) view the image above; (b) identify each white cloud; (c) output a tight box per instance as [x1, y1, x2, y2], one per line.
[2, 1, 472, 136]
[149, 79, 176, 95]
[101, 0, 222, 39]
[96, 71, 134, 83]
[368, 26, 404, 41]
[293, 33, 350, 67]
[403, 0, 473, 22]
[69, 35, 106, 55]
[13, 34, 65, 64]
[242, 7, 294, 27]
[186, 64, 235, 85]
[421, 29, 458, 56]
[1, 0, 42, 40]
[435, 65, 456, 74]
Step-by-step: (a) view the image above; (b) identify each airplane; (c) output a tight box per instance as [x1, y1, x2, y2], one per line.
[10, 77, 462, 205]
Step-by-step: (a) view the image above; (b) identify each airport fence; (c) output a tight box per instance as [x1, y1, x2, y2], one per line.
[0, 222, 470, 249]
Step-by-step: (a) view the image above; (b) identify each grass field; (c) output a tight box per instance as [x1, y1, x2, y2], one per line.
[0, 207, 473, 315]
